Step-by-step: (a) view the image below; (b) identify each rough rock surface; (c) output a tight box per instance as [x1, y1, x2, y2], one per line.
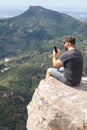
[26, 77, 87, 130]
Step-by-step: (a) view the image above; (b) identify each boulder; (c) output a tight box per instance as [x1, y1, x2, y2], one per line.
[26, 77, 87, 130]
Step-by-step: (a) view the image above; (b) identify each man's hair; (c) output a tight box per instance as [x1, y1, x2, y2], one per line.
[64, 36, 76, 44]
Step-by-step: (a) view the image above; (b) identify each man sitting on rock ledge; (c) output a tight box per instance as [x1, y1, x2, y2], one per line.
[46, 36, 83, 86]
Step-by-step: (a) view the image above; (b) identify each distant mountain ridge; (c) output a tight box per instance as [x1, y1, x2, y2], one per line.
[0, 6, 87, 58]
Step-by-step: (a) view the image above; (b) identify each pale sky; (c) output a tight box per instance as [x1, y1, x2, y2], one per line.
[0, 0, 87, 11]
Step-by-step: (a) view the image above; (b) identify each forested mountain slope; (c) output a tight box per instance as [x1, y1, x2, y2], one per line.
[0, 6, 87, 58]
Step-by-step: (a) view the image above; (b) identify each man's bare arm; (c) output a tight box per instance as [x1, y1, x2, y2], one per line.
[52, 57, 63, 68]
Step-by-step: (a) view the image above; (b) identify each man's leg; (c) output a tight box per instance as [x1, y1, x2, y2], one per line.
[45, 68, 52, 79]
[45, 68, 67, 83]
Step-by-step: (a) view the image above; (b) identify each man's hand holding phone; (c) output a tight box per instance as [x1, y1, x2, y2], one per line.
[53, 46, 61, 57]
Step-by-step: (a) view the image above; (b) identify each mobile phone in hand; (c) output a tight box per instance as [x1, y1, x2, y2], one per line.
[54, 46, 57, 53]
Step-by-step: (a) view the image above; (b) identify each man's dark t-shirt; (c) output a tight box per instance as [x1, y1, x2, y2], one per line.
[59, 49, 83, 86]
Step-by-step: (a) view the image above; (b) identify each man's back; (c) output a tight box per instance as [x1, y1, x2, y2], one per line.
[59, 49, 83, 86]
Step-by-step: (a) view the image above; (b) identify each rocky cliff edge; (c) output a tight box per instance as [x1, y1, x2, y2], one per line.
[26, 77, 87, 130]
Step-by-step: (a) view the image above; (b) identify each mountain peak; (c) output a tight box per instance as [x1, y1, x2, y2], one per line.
[29, 6, 44, 10]
[28, 6, 51, 11]
[28, 6, 58, 14]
